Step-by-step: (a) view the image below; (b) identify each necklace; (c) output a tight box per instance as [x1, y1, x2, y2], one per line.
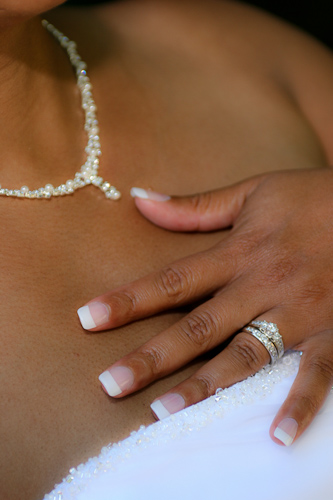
[0, 19, 121, 200]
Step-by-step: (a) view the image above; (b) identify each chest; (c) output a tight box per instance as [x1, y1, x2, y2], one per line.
[0, 51, 327, 498]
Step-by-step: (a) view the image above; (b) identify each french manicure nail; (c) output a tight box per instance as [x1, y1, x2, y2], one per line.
[99, 366, 134, 397]
[151, 393, 186, 420]
[130, 187, 170, 202]
[77, 302, 110, 330]
[274, 418, 298, 446]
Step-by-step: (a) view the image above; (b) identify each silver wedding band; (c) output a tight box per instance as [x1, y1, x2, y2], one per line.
[244, 320, 284, 365]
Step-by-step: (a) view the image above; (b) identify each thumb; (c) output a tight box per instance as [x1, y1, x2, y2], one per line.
[130, 177, 262, 232]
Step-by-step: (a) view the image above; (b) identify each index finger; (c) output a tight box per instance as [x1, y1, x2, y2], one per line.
[77, 247, 236, 331]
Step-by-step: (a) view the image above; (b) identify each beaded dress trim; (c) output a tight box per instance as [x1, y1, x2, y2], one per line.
[44, 351, 301, 500]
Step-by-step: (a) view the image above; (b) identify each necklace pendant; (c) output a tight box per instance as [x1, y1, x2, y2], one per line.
[87, 175, 121, 200]
[97, 180, 121, 200]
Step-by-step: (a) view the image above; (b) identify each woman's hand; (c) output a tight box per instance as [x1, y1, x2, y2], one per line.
[78, 167, 333, 446]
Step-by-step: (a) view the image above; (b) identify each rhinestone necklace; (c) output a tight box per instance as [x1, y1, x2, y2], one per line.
[0, 20, 121, 200]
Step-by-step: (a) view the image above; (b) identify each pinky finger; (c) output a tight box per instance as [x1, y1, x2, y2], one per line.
[270, 331, 333, 446]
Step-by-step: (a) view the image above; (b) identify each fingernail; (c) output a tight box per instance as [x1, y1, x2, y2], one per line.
[151, 393, 185, 420]
[130, 187, 170, 202]
[77, 302, 110, 330]
[274, 418, 298, 446]
[99, 366, 134, 397]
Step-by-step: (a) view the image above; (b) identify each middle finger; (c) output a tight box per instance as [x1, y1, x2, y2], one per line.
[98, 281, 266, 397]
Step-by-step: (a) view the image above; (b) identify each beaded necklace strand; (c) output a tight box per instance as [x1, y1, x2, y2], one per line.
[0, 20, 121, 200]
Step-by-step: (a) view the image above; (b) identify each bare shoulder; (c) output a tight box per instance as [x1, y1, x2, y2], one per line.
[90, 0, 332, 59]
[51, 0, 333, 161]
[54, 0, 333, 83]
[93, 0, 333, 155]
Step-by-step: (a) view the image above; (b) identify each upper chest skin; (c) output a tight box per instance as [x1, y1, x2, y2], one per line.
[0, 2, 329, 499]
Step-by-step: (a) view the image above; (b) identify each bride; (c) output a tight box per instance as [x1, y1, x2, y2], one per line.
[1, 1, 333, 499]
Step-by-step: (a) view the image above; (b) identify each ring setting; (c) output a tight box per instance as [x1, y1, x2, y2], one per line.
[244, 320, 284, 365]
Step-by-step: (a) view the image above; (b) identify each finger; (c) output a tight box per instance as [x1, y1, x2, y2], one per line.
[78, 176, 265, 332]
[270, 331, 333, 446]
[148, 311, 294, 419]
[130, 176, 263, 232]
[97, 285, 269, 398]
[77, 246, 237, 331]
[150, 331, 271, 420]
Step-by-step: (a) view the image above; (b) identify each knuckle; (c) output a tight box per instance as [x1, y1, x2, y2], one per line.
[295, 393, 321, 417]
[139, 347, 167, 377]
[263, 257, 299, 286]
[235, 235, 302, 288]
[190, 191, 215, 217]
[179, 310, 220, 348]
[294, 282, 329, 307]
[253, 244, 301, 287]
[230, 334, 265, 371]
[120, 290, 138, 314]
[307, 355, 333, 383]
[156, 266, 191, 301]
[190, 375, 215, 399]
[110, 289, 139, 319]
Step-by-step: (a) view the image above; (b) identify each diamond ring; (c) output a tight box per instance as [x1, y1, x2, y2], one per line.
[244, 320, 284, 365]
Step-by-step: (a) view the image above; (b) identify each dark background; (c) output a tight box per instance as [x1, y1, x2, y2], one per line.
[67, 0, 333, 49]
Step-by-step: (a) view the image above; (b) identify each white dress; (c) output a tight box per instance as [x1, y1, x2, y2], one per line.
[44, 352, 333, 500]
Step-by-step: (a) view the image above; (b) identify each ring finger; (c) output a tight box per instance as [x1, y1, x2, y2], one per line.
[150, 311, 295, 419]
